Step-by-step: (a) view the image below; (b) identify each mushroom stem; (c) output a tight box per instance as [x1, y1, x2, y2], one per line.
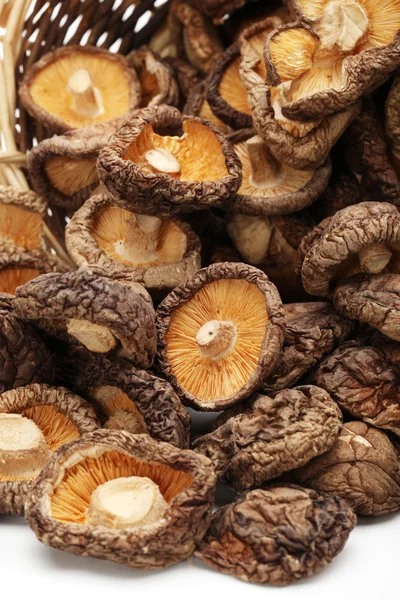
[358, 243, 392, 274]
[196, 320, 237, 360]
[67, 69, 104, 118]
[86, 476, 168, 530]
[246, 135, 281, 188]
[144, 148, 181, 175]
[0, 414, 50, 478]
[316, 0, 369, 53]
[67, 319, 117, 353]
[117, 214, 162, 265]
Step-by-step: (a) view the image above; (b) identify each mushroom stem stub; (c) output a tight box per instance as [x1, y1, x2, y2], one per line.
[246, 135, 282, 189]
[316, 0, 369, 53]
[116, 214, 162, 264]
[0, 414, 50, 478]
[67, 319, 117, 353]
[358, 243, 392, 274]
[144, 148, 181, 174]
[196, 320, 238, 361]
[67, 69, 104, 118]
[86, 476, 168, 529]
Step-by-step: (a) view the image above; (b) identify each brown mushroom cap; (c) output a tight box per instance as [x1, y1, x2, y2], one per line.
[97, 105, 242, 217]
[165, 57, 203, 103]
[310, 168, 362, 221]
[19, 46, 141, 134]
[25, 429, 216, 569]
[310, 340, 400, 435]
[301, 202, 400, 297]
[184, 80, 231, 133]
[191, 0, 249, 22]
[12, 269, 156, 368]
[385, 71, 400, 175]
[193, 385, 342, 490]
[0, 186, 46, 250]
[65, 194, 201, 292]
[0, 383, 99, 515]
[127, 46, 180, 108]
[157, 262, 285, 411]
[195, 484, 356, 585]
[294, 421, 400, 516]
[261, 302, 355, 393]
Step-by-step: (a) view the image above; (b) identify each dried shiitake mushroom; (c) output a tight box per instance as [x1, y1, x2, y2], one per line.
[294, 421, 400, 516]
[193, 385, 342, 490]
[156, 262, 285, 411]
[165, 57, 202, 104]
[191, 0, 250, 22]
[65, 194, 201, 293]
[27, 116, 127, 210]
[265, 1, 400, 122]
[301, 202, 400, 298]
[12, 269, 156, 368]
[19, 46, 140, 134]
[310, 340, 400, 435]
[97, 105, 242, 217]
[262, 302, 354, 393]
[0, 383, 99, 515]
[0, 186, 46, 249]
[184, 80, 231, 133]
[25, 429, 216, 568]
[196, 484, 356, 585]
[333, 273, 400, 341]
[310, 167, 362, 221]
[0, 244, 67, 295]
[127, 47, 179, 108]
[385, 72, 400, 176]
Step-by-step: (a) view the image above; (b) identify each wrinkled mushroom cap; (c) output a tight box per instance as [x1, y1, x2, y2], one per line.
[385, 72, 400, 175]
[0, 186, 46, 250]
[25, 429, 216, 569]
[127, 46, 180, 108]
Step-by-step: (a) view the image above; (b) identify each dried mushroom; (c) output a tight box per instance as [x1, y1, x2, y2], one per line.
[65, 194, 201, 293]
[333, 273, 400, 341]
[196, 485, 356, 585]
[25, 429, 216, 568]
[0, 186, 46, 249]
[385, 72, 400, 176]
[192, 0, 250, 22]
[0, 383, 99, 515]
[310, 340, 400, 435]
[294, 421, 400, 516]
[301, 202, 400, 298]
[127, 47, 179, 108]
[97, 105, 242, 217]
[262, 302, 354, 393]
[27, 116, 127, 210]
[193, 385, 342, 490]
[157, 262, 284, 411]
[184, 80, 231, 133]
[12, 269, 156, 368]
[19, 46, 140, 134]
[265, 2, 400, 122]
[310, 166, 362, 221]
[164, 57, 202, 104]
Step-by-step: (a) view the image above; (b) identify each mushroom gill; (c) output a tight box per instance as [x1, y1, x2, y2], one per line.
[0, 268, 40, 295]
[0, 205, 43, 250]
[44, 156, 98, 196]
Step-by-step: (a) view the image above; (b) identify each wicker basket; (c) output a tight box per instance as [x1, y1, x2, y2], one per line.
[0, 0, 170, 266]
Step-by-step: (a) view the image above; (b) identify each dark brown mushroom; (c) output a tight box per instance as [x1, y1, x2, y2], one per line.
[193, 385, 342, 490]
[0, 186, 47, 249]
[12, 269, 156, 368]
[156, 262, 285, 411]
[294, 421, 400, 516]
[310, 167, 362, 222]
[385, 71, 400, 177]
[184, 79, 231, 133]
[97, 105, 242, 217]
[127, 46, 180, 108]
[164, 57, 203, 104]
[65, 194, 201, 293]
[195, 484, 356, 585]
[191, 0, 250, 22]
[0, 383, 99, 515]
[25, 429, 216, 568]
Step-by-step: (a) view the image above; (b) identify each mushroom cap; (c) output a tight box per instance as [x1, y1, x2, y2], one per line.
[97, 105, 242, 218]
[310, 168, 362, 221]
[184, 79, 231, 133]
[310, 339, 400, 435]
[65, 194, 201, 292]
[261, 301, 355, 393]
[0, 383, 99, 515]
[12, 269, 156, 368]
[193, 385, 342, 490]
[195, 484, 356, 585]
[19, 46, 141, 134]
[165, 57, 203, 103]
[25, 429, 216, 569]
[385, 71, 400, 174]
[301, 202, 400, 297]
[0, 186, 46, 250]
[294, 421, 400, 516]
[156, 262, 285, 411]
[333, 273, 400, 341]
[127, 46, 180, 108]
[27, 116, 128, 210]
[192, 0, 249, 22]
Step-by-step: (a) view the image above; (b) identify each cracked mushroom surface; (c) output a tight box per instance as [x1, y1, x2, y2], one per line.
[98, 105, 242, 217]
[0, 186, 46, 250]
[25, 429, 216, 569]
[301, 202, 400, 298]
[193, 385, 342, 490]
[65, 194, 201, 293]
[261, 302, 354, 393]
[127, 47, 179, 108]
[294, 421, 400, 516]
[12, 269, 156, 368]
[264, 1, 400, 122]
[19, 46, 140, 134]
[195, 485, 356, 585]
[156, 262, 285, 411]
[0, 383, 99, 515]
[310, 340, 400, 435]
